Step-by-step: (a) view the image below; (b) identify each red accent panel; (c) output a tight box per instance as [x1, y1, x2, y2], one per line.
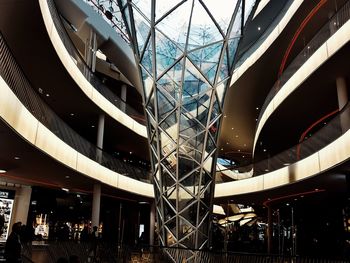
[263, 189, 325, 207]
[296, 108, 339, 159]
[278, 0, 328, 81]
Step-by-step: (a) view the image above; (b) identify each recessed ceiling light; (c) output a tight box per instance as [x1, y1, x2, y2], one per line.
[231, 127, 234, 130]
[65, 175, 70, 179]
[258, 26, 261, 31]
[221, 148, 223, 151]
[235, 135, 239, 138]
[237, 149, 240, 152]
[224, 115, 227, 118]
[61, 188, 69, 192]
[256, 107, 259, 110]
[263, 149, 267, 152]
[46, 93, 50, 97]
[315, 188, 319, 191]
[91, 125, 95, 128]
[0, 169, 6, 173]
[244, 144, 246, 147]
[70, 113, 74, 116]
[286, 203, 290, 206]
[283, 163, 290, 166]
[226, 142, 229, 145]
[14, 156, 20, 160]
[242, 155, 245, 158]
[264, 169, 269, 172]
[255, 118, 258, 121]
[129, 151, 132, 154]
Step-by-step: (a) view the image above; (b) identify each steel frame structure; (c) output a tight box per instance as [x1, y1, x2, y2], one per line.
[114, 0, 256, 261]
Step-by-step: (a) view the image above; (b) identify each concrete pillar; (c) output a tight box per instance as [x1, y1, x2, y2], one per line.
[337, 77, 348, 109]
[336, 77, 350, 132]
[91, 184, 101, 229]
[10, 186, 32, 230]
[267, 205, 273, 254]
[96, 113, 105, 163]
[121, 84, 127, 113]
[149, 201, 155, 247]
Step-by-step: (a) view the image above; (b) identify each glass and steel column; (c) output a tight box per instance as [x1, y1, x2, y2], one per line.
[117, 0, 256, 258]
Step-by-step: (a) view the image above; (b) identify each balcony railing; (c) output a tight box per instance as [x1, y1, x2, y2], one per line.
[21, 242, 349, 263]
[218, 101, 350, 180]
[0, 33, 151, 183]
[47, 0, 145, 125]
[258, 0, 350, 125]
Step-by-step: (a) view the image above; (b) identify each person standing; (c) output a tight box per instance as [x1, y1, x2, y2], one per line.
[0, 210, 5, 237]
[5, 222, 22, 263]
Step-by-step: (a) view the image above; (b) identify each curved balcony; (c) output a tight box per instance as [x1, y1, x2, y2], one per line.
[0, 33, 151, 186]
[229, 0, 304, 86]
[216, 102, 350, 197]
[39, 0, 147, 137]
[49, 0, 145, 125]
[255, 0, 350, 151]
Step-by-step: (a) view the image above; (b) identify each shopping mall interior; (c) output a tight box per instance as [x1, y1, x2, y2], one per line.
[0, 0, 350, 262]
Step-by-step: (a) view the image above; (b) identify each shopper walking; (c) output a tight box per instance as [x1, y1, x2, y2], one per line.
[5, 222, 22, 263]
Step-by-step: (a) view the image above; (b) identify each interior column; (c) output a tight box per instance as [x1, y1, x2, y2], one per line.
[336, 77, 349, 132]
[121, 84, 127, 113]
[11, 186, 32, 229]
[96, 113, 105, 163]
[91, 183, 101, 229]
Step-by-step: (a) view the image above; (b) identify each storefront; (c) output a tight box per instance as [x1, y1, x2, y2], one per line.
[0, 189, 15, 242]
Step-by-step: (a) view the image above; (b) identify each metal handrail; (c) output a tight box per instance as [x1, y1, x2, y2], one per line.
[47, 0, 145, 125]
[257, 0, 350, 125]
[21, 242, 349, 263]
[217, 101, 350, 180]
[0, 33, 151, 183]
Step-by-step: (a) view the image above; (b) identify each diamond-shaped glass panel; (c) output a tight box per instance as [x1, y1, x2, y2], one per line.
[155, 0, 192, 50]
[179, 111, 205, 136]
[155, 30, 183, 78]
[219, 47, 229, 82]
[132, 8, 151, 54]
[201, 0, 239, 34]
[155, 1, 184, 21]
[164, 217, 177, 242]
[141, 66, 153, 100]
[183, 59, 211, 98]
[156, 87, 176, 121]
[228, 2, 242, 39]
[180, 202, 198, 229]
[146, 90, 155, 118]
[210, 95, 221, 123]
[178, 186, 196, 211]
[163, 197, 176, 221]
[187, 1, 223, 50]
[141, 39, 153, 75]
[178, 155, 200, 181]
[187, 42, 223, 84]
[216, 79, 228, 104]
[228, 37, 240, 68]
[131, 1, 151, 21]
